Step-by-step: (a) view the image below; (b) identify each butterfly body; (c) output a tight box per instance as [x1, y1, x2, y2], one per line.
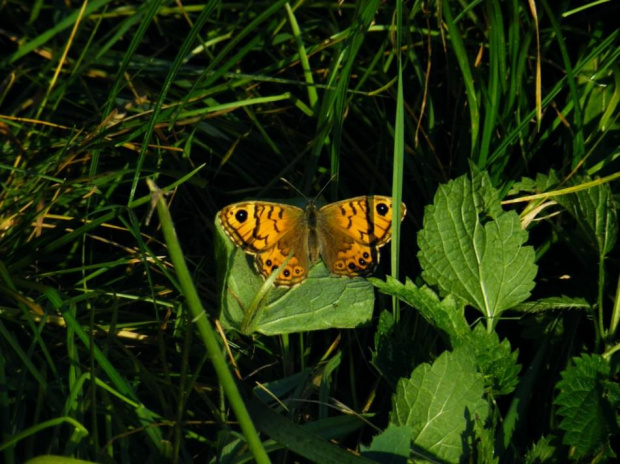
[219, 196, 406, 286]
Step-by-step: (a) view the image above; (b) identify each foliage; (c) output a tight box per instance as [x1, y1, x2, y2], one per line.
[554, 354, 619, 460]
[417, 169, 538, 330]
[390, 344, 489, 463]
[0, 0, 618, 463]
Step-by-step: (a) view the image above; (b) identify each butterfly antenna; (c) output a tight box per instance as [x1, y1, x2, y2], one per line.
[314, 174, 338, 200]
[281, 174, 338, 201]
[280, 177, 309, 202]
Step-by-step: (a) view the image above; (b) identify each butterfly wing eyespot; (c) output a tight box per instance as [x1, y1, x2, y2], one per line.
[256, 246, 308, 285]
[219, 202, 303, 252]
[317, 196, 407, 277]
[328, 242, 377, 277]
[346, 196, 406, 246]
[218, 201, 309, 286]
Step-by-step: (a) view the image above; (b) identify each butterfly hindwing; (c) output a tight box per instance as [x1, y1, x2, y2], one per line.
[254, 230, 310, 285]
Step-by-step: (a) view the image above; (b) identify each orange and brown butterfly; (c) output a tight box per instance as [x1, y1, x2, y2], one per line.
[218, 196, 407, 286]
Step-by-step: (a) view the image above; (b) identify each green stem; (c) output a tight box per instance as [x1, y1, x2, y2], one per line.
[285, 2, 318, 111]
[595, 254, 605, 352]
[147, 179, 271, 464]
[609, 274, 620, 343]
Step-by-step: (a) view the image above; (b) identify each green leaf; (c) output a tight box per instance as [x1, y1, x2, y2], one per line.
[466, 324, 521, 397]
[370, 310, 418, 386]
[553, 178, 618, 258]
[417, 171, 538, 323]
[513, 296, 591, 314]
[508, 170, 561, 196]
[247, 398, 374, 464]
[524, 435, 563, 464]
[390, 345, 489, 463]
[361, 424, 413, 464]
[371, 276, 470, 347]
[473, 410, 499, 464]
[253, 371, 310, 404]
[221, 412, 370, 464]
[554, 353, 619, 460]
[579, 55, 619, 132]
[215, 218, 374, 335]
[25, 457, 98, 464]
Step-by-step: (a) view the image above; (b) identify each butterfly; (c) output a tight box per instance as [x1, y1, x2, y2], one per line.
[218, 196, 406, 286]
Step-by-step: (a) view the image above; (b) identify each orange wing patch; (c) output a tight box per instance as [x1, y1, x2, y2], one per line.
[255, 246, 308, 285]
[321, 196, 406, 245]
[219, 202, 302, 252]
[323, 241, 377, 277]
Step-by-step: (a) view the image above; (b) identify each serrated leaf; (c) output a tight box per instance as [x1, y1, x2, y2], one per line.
[513, 296, 591, 313]
[417, 171, 537, 322]
[466, 324, 521, 396]
[554, 353, 619, 460]
[579, 56, 619, 131]
[371, 276, 470, 347]
[390, 345, 489, 463]
[508, 171, 561, 196]
[553, 178, 618, 258]
[473, 410, 499, 464]
[215, 218, 374, 335]
[524, 435, 563, 464]
[371, 310, 417, 385]
[361, 424, 413, 464]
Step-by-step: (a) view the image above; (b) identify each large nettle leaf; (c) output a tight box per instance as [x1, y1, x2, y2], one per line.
[554, 353, 619, 460]
[512, 171, 617, 259]
[553, 177, 617, 259]
[215, 217, 374, 335]
[361, 424, 413, 464]
[417, 170, 537, 323]
[390, 344, 489, 463]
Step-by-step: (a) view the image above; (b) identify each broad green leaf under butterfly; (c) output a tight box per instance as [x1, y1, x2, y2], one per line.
[390, 345, 489, 463]
[215, 218, 374, 335]
[417, 171, 537, 323]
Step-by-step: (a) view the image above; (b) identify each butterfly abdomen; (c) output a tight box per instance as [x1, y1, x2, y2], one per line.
[305, 203, 321, 263]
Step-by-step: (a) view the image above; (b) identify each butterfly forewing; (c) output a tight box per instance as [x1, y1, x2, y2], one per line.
[318, 196, 406, 245]
[219, 202, 304, 252]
